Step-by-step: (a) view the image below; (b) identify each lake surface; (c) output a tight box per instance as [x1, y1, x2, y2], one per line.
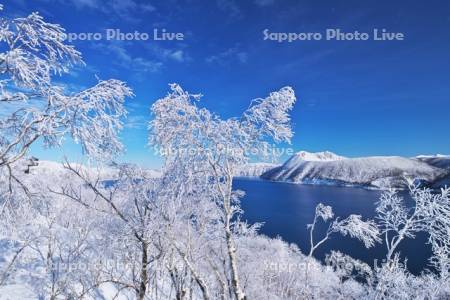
[233, 177, 432, 275]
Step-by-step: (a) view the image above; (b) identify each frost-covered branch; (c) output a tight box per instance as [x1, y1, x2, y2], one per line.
[0, 7, 132, 171]
[333, 215, 380, 249]
[375, 184, 447, 261]
[308, 203, 380, 257]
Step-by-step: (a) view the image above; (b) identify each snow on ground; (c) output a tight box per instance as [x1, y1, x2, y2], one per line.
[261, 151, 449, 189]
[11, 159, 161, 185]
[0, 284, 37, 300]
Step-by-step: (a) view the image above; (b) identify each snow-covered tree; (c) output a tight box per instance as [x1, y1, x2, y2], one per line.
[307, 203, 380, 257]
[373, 184, 450, 298]
[0, 6, 132, 172]
[149, 83, 296, 300]
[52, 162, 162, 300]
[0, 161, 109, 299]
[376, 184, 450, 262]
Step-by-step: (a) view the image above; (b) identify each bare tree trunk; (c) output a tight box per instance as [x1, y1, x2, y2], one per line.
[223, 184, 246, 300]
[208, 258, 227, 300]
[225, 216, 245, 300]
[208, 159, 246, 300]
[179, 251, 210, 300]
[0, 243, 29, 286]
[386, 235, 404, 261]
[138, 241, 149, 300]
[168, 268, 185, 300]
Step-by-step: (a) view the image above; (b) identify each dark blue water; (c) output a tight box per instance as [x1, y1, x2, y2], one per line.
[234, 178, 432, 275]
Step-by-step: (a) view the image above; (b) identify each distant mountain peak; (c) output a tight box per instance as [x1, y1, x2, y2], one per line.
[294, 151, 346, 162]
[416, 154, 450, 159]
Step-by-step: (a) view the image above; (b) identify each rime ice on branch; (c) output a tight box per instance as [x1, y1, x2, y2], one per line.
[0, 7, 133, 168]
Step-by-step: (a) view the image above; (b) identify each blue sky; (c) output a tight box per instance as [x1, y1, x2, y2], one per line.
[4, 0, 450, 167]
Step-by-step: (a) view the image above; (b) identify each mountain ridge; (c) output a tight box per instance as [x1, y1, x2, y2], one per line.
[261, 151, 450, 189]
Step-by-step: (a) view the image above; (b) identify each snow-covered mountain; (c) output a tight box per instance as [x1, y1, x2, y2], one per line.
[236, 163, 279, 177]
[288, 150, 346, 162]
[415, 155, 450, 188]
[415, 155, 450, 170]
[261, 151, 449, 189]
